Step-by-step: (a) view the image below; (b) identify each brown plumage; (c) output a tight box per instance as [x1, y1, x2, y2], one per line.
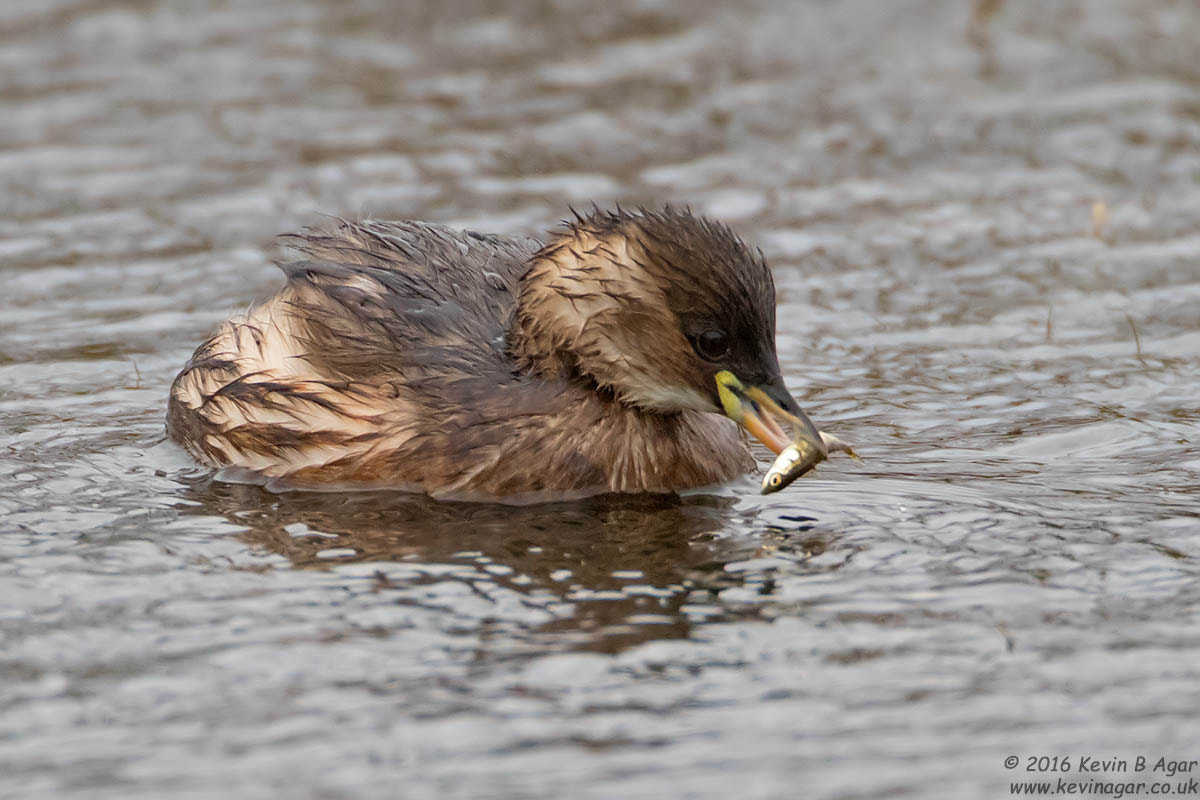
[167, 206, 822, 500]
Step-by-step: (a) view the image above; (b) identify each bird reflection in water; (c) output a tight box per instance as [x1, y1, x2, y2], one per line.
[175, 481, 826, 654]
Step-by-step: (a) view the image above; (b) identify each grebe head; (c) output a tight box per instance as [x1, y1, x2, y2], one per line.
[513, 206, 825, 458]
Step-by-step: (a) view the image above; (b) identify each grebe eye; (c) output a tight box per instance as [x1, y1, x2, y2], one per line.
[694, 329, 729, 361]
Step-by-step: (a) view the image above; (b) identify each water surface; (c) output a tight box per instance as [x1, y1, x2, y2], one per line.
[2, 1, 1199, 797]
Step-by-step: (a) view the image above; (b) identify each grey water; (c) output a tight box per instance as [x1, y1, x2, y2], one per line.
[2, 1, 1198, 797]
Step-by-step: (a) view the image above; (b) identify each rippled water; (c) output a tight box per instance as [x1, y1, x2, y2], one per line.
[3, 1, 1199, 797]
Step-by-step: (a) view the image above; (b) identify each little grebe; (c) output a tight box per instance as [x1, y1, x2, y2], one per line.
[167, 207, 829, 499]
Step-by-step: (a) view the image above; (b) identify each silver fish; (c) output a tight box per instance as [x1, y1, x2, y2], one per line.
[761, 431, 857, 494]
[761, 438, 824, 494]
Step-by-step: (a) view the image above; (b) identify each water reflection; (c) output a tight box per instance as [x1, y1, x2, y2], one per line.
[177, 481, 826, 653]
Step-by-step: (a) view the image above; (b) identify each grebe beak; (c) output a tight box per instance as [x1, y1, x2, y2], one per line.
[715, 370, 827, 464]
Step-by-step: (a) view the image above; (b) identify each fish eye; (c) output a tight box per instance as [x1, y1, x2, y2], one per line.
[769, 474, 782, 488]
[693, 329, 729, 361]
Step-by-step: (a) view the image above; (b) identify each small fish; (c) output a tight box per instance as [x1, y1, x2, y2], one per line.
[761, 438, 824, 494]
[761, 431, 858, 495]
